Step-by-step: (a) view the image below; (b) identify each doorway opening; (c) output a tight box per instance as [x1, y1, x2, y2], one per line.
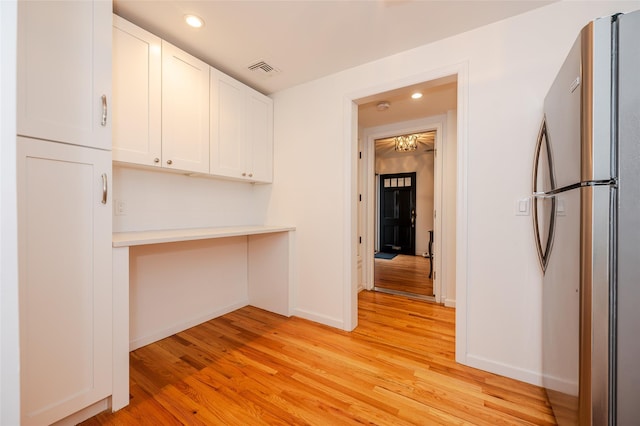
[373, 143, 434, 300]
[346, 64, 467, 362]
[354, 75, 458, 307]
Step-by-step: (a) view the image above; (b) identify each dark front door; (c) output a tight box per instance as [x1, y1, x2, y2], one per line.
[379, 172, 416, 255]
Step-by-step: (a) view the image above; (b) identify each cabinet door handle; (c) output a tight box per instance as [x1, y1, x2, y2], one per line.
[101, 95, 108, 127]
[248, 173, 253, 178]
[166, 159, 173, 165]
[101, 173, 108, 204]
[154, 158, 160, 164]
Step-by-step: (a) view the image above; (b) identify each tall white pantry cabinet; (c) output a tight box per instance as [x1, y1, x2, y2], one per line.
[16, 1, 113, 425]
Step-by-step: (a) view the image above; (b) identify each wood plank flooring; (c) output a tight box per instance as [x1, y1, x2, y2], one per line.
[375, 254, 433, 296]
[83, 291, 556, 425]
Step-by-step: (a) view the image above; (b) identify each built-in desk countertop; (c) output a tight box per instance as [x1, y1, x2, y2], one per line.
[113, 225, 296, 247]
[111, 225, 295, 412]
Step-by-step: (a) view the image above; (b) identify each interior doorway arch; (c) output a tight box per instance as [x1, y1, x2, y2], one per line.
[343, 62, 469, 365]
[361, 118, 445, 303]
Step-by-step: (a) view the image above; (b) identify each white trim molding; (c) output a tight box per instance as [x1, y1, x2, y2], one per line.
[1, 2, 20, 424]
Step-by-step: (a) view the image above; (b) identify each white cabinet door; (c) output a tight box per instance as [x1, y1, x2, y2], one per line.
[162, 41, 210, 173]
[210, 69, 274, 183]
[247, 89, 273, 183]
[17, 0, 111, 150]
[210, 68, 247, 179]
[112, 15, 161, 166]
[17, 137, 112, 426]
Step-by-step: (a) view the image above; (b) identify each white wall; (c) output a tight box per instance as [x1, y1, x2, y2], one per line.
[266, 1, 640, 385]
[128, 237, 249, 349]
[112, 166, 270, 232]
[112, 166, 276, 351]
[0, 1, 20, 424]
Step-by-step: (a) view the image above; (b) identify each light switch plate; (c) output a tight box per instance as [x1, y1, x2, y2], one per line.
[556, 197, 566, 216]
[516, 197, 530, 216]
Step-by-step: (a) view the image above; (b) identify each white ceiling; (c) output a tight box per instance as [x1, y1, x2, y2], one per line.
[357, 75, 458, 129]
[113, 0, 555, 96]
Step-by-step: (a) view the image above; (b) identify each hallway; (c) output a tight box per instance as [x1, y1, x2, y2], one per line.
[375, 254, 433, 297]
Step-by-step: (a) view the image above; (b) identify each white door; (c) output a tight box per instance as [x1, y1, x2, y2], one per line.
[18, 137, 112, 426]
[112, 15, 161, 166]
[162, 41, 210, 173]
[17, 0, 111, 150]
[210, 68, 247, 179]
[246, 89, 273, 183]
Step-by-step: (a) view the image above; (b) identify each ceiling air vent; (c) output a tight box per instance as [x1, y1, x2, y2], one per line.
[247, 60, 280, 76]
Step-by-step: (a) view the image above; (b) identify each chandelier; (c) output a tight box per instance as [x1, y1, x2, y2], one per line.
[394, 134, 418, 152]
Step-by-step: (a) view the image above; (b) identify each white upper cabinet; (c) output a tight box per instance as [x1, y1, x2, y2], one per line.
[112, 15, 161, 166]
[210, 68, 247, 179]
[17, 0, 111, 150]
[162, 41, 210, 174]
[111, 16, 273, 182]
[112, 19, 208, 174]
[246, 88, 274, 183]
[210, 68, 274, 183]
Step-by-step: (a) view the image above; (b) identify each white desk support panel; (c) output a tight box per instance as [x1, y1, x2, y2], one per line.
[111, 225, 295, 411]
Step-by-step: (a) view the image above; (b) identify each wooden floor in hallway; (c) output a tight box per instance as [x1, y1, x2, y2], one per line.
[82, 290, 556, 425]
[375, 253, 434, 296]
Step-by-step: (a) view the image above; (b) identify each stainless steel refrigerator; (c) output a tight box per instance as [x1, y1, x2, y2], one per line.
[532, 9, 640, 425]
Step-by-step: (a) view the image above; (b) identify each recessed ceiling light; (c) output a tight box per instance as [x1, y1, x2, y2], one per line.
[376, 101, 390, 111]
[185, 14, 204, 28]
[411, 92, 423, 99]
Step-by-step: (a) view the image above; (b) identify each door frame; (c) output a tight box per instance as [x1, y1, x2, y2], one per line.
[362, 118, 444, 303]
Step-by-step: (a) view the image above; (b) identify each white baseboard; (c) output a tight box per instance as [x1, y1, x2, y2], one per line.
[542, 373, 578, 396]
[130, 300, 249, 351]
[444, 298, 456, 308]
[52, 398, 109, 426]
[465, 353, 542, 386]
[292, 308, 344, 330]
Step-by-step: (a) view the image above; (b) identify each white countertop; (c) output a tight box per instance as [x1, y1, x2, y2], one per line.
[113, 225, 295, 247]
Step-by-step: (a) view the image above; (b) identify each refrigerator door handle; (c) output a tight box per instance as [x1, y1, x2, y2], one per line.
[532, 195, 557, 273]
[532, 118, 556, 192]
[533, 192, 556, 199]
[532, 118, 557, 272]
[534, 179, 616, 198]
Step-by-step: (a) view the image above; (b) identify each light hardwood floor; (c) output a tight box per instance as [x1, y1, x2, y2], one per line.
[375, 254, 433, 296]
[83, 291, 556, 425]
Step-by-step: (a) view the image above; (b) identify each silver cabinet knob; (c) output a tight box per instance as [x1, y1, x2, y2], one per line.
[166, 159, 173, 165]
[154, 158, 160, 163]
[242, 172, 247, 177]
[248, 173, 253, 178]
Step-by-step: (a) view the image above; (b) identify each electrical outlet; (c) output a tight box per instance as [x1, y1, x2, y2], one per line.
[114, 199, 127, 216]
